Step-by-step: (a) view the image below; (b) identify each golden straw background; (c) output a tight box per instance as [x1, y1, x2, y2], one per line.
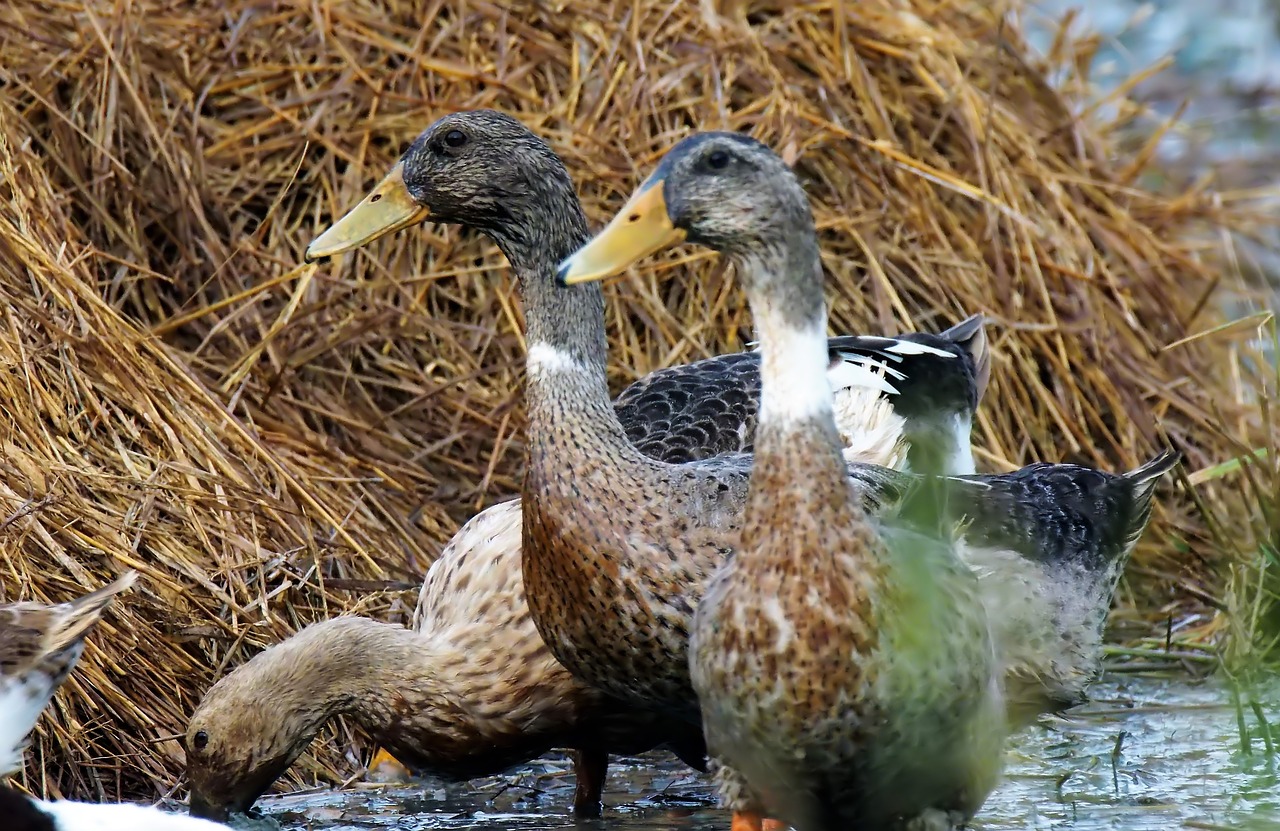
[0, 0, 1270, 802]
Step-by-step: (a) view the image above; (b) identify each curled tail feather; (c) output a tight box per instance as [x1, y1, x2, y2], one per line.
[1122, 449, 1180, 551]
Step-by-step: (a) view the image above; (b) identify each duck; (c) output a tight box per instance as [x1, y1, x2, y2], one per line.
[186, 499, 703, 822]
[556, 131, 1006, 831]
[1, 573, 227, 830]
[301, 110, 1175, 810]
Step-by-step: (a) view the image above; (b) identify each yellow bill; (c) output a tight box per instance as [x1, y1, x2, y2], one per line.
[556, 178, 686, 286]
[305, 161, 430, 261]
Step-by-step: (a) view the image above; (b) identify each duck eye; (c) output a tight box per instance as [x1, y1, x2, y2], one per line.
[193, 730, 209, 751]
[707, 150, 730, 170]
[444, 130, 467, 148]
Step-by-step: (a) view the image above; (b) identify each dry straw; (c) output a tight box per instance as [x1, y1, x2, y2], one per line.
[0, 0, 1271, 802]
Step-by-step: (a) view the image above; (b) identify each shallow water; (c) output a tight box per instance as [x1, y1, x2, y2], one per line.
[236, 677, 1278, 831]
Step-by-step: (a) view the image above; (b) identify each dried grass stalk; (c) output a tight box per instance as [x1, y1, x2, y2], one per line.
[0, 0, 1270, 802]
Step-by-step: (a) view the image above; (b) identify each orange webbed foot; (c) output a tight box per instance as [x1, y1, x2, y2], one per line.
[730, 812, 791, 831]
[365, 747, 413, 783]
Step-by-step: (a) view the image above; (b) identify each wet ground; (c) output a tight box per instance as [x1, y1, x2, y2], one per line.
[225, 677, 1278, 831]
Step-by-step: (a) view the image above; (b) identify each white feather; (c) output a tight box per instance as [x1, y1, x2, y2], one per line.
[526, 341, 587, 376]
[36, 799, 229, 830]
[945, 414, 977, 476]
[884, 340, 956, 358]
[826, 357, 901, 395]
[838, 353, 908, 380]
[834, 385, 909, 469]
[0, 659, 72, 776]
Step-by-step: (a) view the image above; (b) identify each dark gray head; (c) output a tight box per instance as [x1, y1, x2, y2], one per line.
[651, 132, 813, 258]
[557, 132, 819, 312]
[306, 109, 584, 261]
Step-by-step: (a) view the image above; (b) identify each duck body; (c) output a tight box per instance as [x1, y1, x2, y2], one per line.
[521, 423, 744, 720]
[922, 451, 1177, 720]
[186, 498, 705, 822]
[693, 397, 1006, 830]
[558, 131, 1004, 830]
[694, 461, 1001, 829]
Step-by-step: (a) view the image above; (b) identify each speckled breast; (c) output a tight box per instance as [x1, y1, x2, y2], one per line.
[519, 470, 705, 724]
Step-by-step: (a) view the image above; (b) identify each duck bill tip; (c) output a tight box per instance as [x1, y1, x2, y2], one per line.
[304, 162, 430, 261]
[556, 179, 684, 286]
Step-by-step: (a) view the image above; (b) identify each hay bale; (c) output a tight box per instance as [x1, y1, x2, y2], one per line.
[0, 0, 1268, 802]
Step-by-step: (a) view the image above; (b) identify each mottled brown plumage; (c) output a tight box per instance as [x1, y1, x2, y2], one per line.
[186, 499, 705, 822]
[1, 572, 136, 777]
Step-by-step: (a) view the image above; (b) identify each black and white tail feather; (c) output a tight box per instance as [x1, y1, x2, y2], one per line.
[615, 314, 989, 475]
[778, 314, 989, 476]
[1119, 449, 1180, 552]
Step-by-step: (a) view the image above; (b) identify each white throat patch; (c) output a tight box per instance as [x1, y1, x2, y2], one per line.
[527, 341, 588, 376]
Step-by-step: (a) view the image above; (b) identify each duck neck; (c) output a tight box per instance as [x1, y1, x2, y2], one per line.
[257, 619, 448, 754]
[486, 193, 631, 452]
[739, 240, 855, 506]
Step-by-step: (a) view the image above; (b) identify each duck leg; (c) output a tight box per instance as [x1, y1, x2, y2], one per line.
[366, 748, 412, 783]
[731, 812, 791, 831]
[571, 747, 608, 817]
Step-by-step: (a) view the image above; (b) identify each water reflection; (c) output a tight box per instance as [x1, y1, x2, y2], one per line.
[248, 678, 1277, 830]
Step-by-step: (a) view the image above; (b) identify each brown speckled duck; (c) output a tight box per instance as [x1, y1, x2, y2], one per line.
[185, 500, 706, 821]
[557, 132, 1005, 831]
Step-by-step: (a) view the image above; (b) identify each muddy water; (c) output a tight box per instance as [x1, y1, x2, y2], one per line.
[239, 678, 1277, 831]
